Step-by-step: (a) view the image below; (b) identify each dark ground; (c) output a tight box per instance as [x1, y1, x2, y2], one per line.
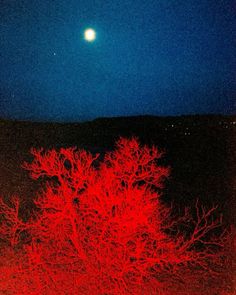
[0, 114, 235, 225]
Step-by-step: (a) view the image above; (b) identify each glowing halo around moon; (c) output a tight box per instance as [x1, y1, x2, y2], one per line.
[84, 28, 96, 42]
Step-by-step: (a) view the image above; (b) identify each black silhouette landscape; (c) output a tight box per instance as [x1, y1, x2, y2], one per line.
[0, 114, 235, 224]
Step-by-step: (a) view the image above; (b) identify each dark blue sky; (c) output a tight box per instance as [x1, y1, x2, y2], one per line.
[0, 0, 235, 121]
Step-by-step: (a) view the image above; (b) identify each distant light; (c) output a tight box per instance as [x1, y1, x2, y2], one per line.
[84, 28, 96, 42]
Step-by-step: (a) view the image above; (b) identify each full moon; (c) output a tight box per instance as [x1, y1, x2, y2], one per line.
[84, 28, 96, 42]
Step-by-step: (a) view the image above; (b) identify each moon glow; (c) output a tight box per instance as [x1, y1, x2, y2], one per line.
[84, 28, 96, 42]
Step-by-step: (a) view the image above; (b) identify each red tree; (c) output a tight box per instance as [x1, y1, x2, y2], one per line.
[0, 137, 233, 294]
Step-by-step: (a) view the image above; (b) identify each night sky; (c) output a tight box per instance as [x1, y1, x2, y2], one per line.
[0, 0, 235, 122]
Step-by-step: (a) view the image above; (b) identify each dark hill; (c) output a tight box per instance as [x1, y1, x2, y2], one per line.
[0, 115, 235, 224]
